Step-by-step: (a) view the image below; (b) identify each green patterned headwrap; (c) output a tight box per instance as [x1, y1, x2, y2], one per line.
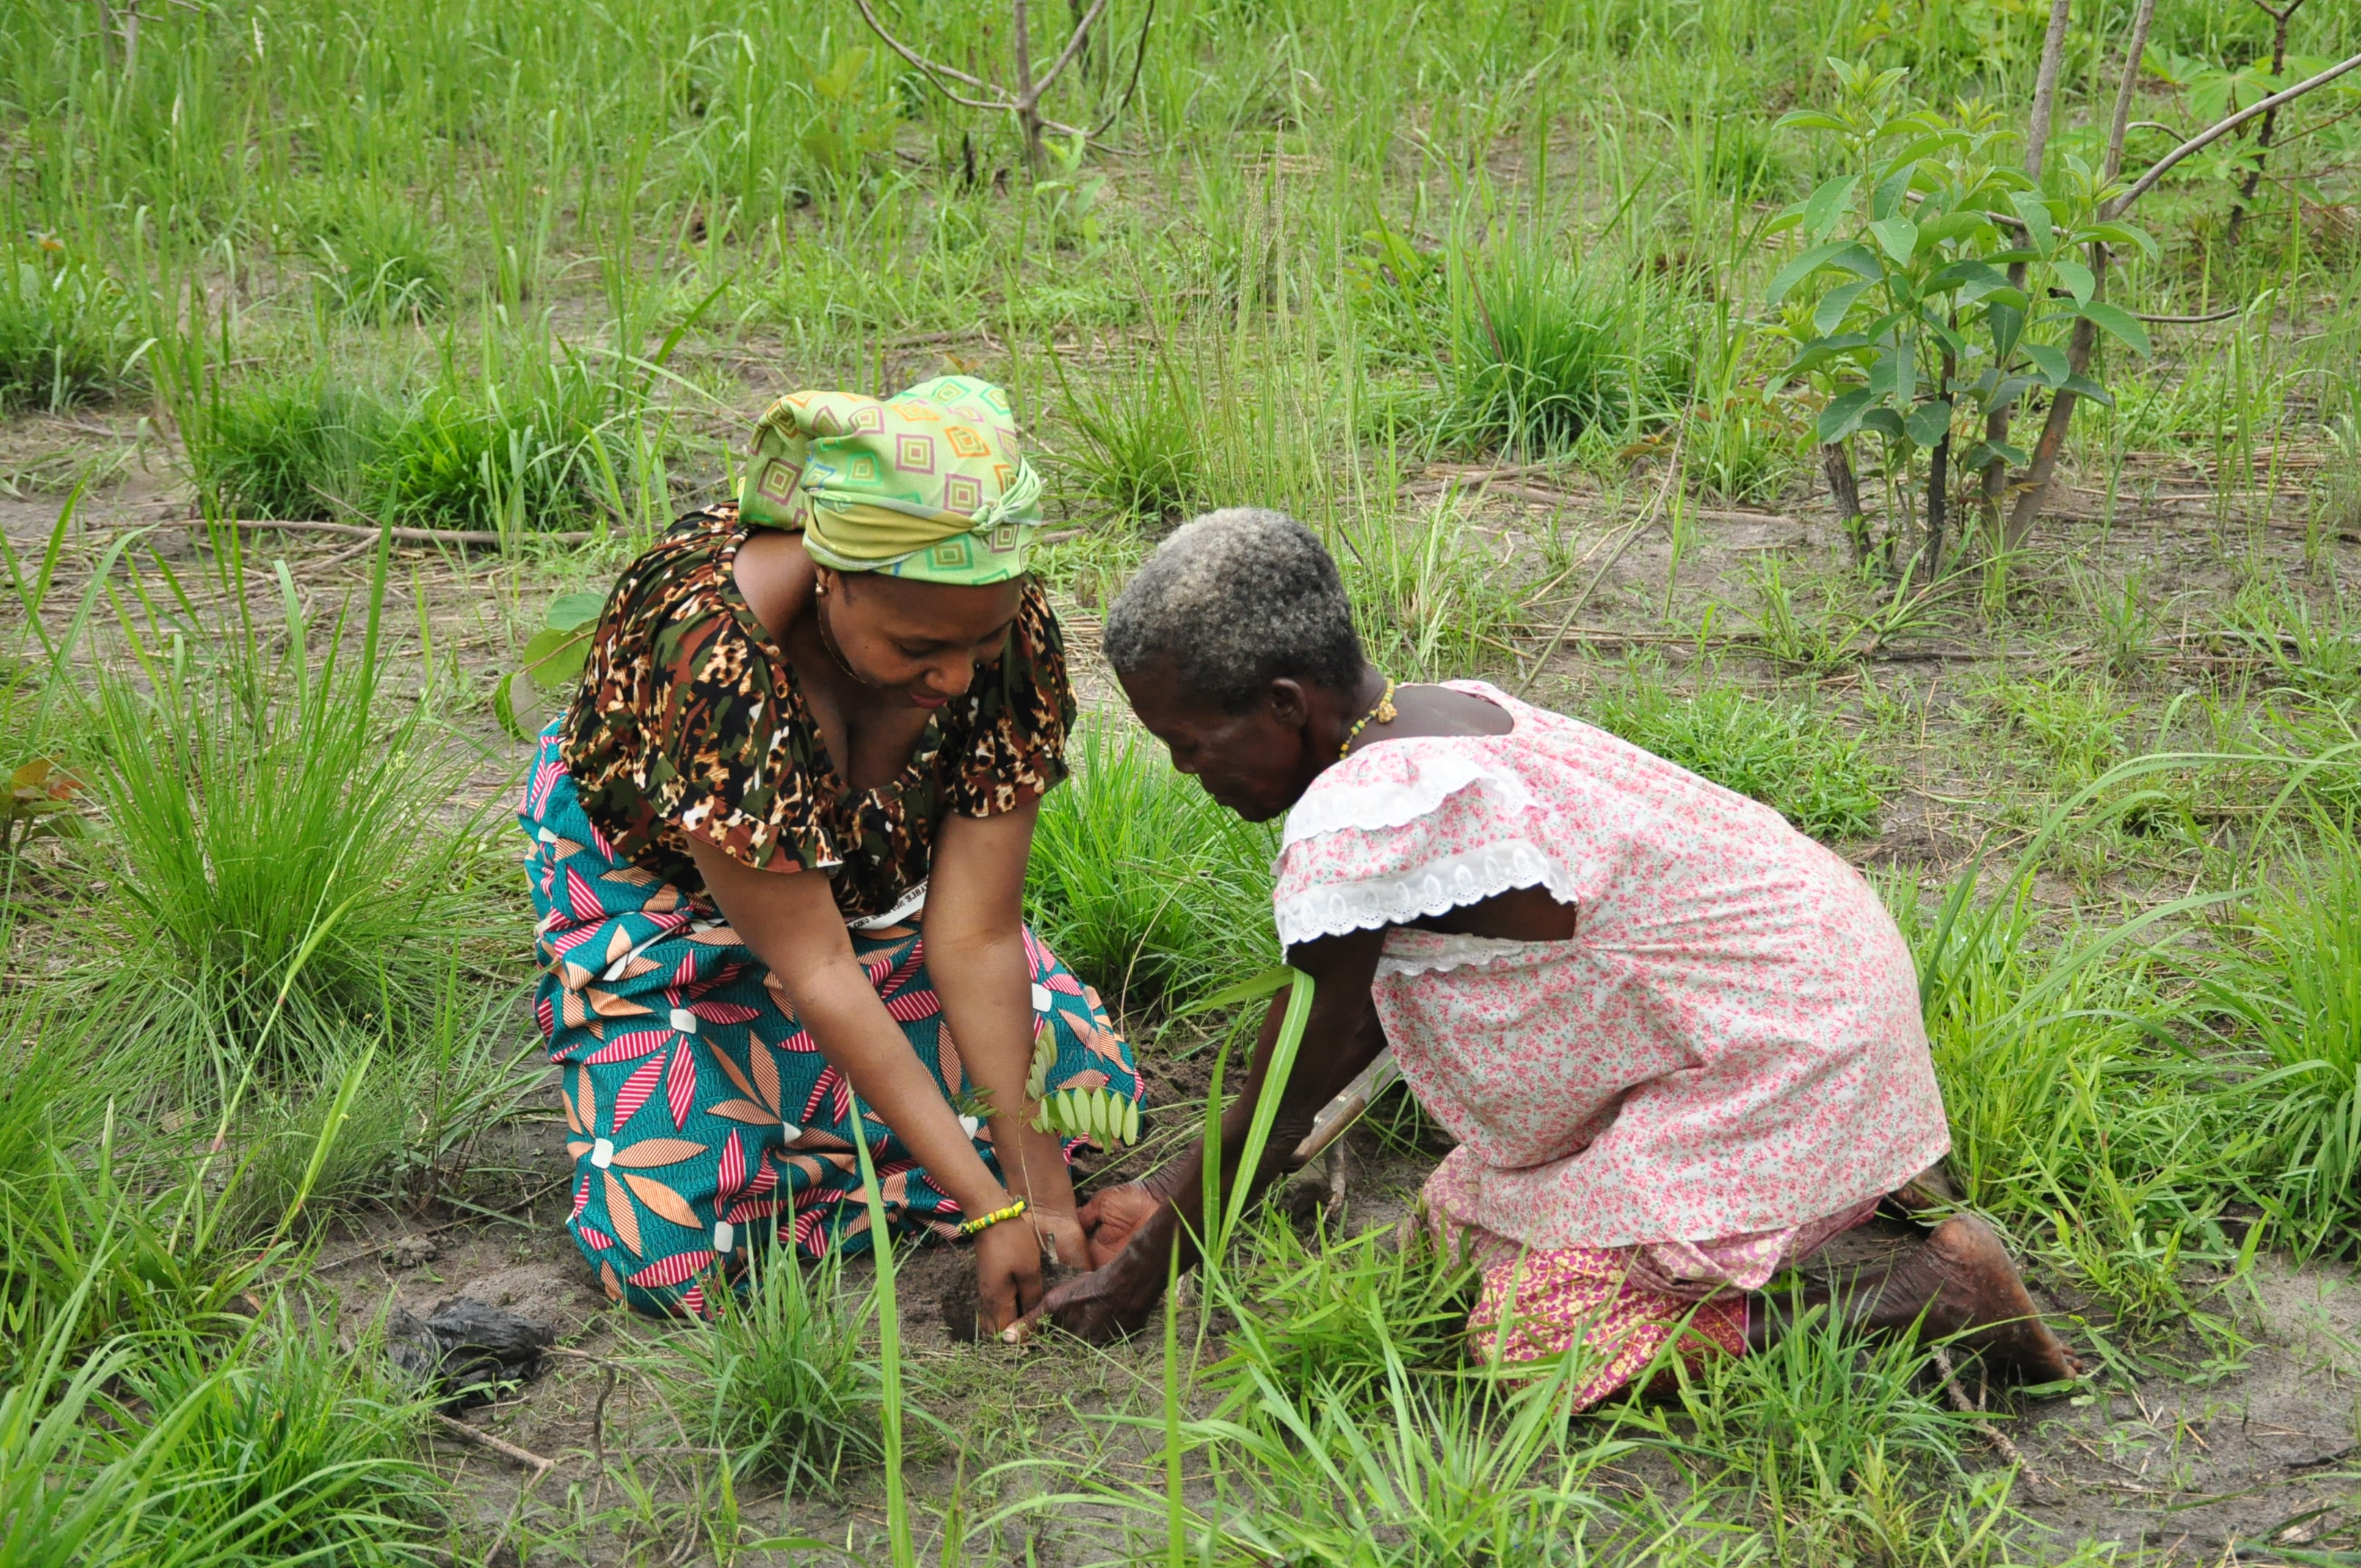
[736, 377, 1042, 585]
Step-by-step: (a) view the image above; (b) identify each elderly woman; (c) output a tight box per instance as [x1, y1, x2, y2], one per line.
[520, 379, 1141, 1333]
[1039, 510, 2075, 1403]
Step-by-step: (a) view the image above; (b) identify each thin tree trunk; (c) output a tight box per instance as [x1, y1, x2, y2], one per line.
[1981, 0, 2076, 531]
[1925, 433, 1951, 581]
[1821, 441, 1870, 565]
[2003, 0, 2158, 549]
[1012, 0, 1044, 172]
[2024, 0, 2077, 175]
[2227, 0, 2304, 246]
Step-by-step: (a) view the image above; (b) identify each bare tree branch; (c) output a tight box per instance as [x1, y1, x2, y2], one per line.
[2133, 305, 2245, 323]
[2108, 48, 2361, 217]
[2103, 0, 2162, 182]
[1023, 0, 1112, 105]
[852, 0, 1015, 106]
[2229, 0, 2307, 243]
[1088, 0, 1158, 136]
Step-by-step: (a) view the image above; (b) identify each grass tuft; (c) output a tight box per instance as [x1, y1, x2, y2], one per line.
[1026, 719, 1278, 1017]
[1582, 667, 1891, 840]
[0, 247, 137, 413]
[188, 374, 390, 521]
[89, 557, 485, 1094]
[2199, 840, 2361, 1253]
[673, 1244, 888, 1492]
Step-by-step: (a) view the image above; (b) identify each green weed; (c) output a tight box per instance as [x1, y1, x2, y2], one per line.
[671, 1244, 888, 1493]
[1979, 671, 2138, 790]
[1582, 666, 1892, 839]
[1026, 719, 1278, 1017]
[308, 197, 453, 325]
[0, 246, 138, 413]
[186, 373, 391, 521]
[2198, 841, 2361, 1252]
[1437, 242, 1663, 458]
[1332, 501, 1530, 681]
[1905, 876, 2265, 1335]
[89, 551, 487, 1093]
[1053, 354, 1205, 529]
[98, 1305, 444, 1565]
[1207, 1213, 1477, 1408]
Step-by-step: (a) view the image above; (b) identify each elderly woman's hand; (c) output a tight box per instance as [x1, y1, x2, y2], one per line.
[1029, 1252, 1163, 1342]
[1076, 1180, 1166, 1268]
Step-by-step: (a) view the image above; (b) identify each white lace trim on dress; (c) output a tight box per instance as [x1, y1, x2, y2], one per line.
[1280, 751, 1537, 848]
[1376, 932, 1553, 979]
[1273, 839, 1573, 945]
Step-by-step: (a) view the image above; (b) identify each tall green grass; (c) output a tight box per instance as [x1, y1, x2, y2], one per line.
[672, 1244, 888, 1492]
[88, 544, 487, 1093]
[187, 374, 391, 521]
[1026, 719, 1278, 1017]
[1436, 242, 1672, 459]
[2199, 841, 2361, 1252]
[1583, 666, 1893, 840]
[1, 1269, 441, 1567]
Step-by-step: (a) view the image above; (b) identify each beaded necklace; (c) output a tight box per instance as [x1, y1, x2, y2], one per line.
[1338, 677, 1399, 759]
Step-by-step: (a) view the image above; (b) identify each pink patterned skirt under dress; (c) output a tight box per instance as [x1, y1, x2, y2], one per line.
[1426, 1161, 1877, 1407]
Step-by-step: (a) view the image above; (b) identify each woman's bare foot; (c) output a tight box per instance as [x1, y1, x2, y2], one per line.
[1861, 1213, 2082, 1384]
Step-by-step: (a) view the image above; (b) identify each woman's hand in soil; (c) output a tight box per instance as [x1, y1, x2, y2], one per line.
[1030, 1252, 1162, 1342]
[1076, 1181, 1165, 1268]
[972, 1214, 1046, 1335]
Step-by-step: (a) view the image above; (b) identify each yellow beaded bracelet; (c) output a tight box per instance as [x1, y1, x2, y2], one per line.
[955, 1197, 1029, 1238]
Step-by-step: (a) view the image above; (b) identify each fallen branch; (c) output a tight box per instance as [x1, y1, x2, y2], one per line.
[1515, 431, 1686, 695]
[2129, 305, 2244, 324]
[1291, 1049, 1399, 1166]
[170, 518, 596, 548]
[1931, 1346, 2052, 1495]
[432, 1412, 556, 1476]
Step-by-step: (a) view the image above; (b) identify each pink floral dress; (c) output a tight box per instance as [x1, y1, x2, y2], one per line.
[1272, 681, 1950, 1403]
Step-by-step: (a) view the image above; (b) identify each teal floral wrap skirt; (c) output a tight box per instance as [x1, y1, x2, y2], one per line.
[519, 727, 1143, 1318]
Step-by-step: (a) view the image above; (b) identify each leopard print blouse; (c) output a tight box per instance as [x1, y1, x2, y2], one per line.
[559, 505, 1073, 919]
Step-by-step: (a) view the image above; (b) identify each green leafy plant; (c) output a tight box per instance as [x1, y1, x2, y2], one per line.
[802, 47, 899, 181]
[494, 589, 607, 739]
[1768, 59, 2157, 576]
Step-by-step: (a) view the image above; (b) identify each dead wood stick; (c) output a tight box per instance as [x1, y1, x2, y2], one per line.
[432, 1412, 556, 1476]
[1291, 1049, 1399, 1166]
[1515, 429, 1686, 696]
[312, 1178, 567, 1271]
[1931, 1347, 2049, 1493]
[2110, 48, 2361, 217]
[170, 518, 597, 548]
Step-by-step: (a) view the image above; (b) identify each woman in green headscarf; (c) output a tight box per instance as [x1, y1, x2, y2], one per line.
[519, 378, 1143, 1335]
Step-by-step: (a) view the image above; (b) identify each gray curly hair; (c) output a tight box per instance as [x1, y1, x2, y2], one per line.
[1103, 509, 1366, 711]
